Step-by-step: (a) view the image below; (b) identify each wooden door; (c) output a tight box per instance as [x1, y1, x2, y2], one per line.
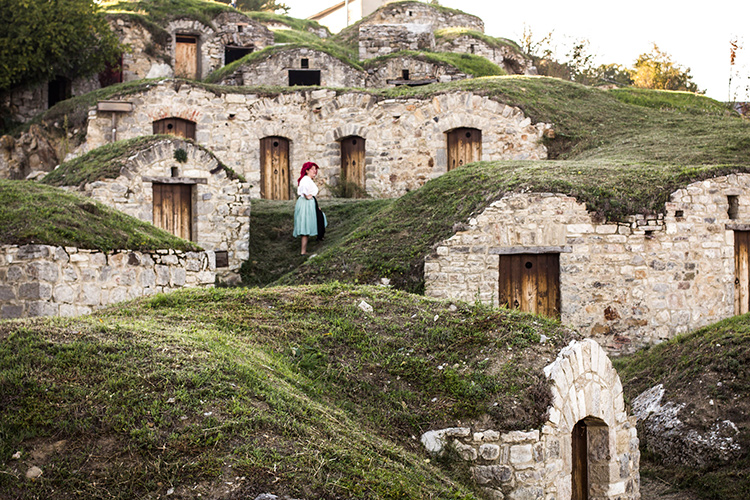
[260, 137, 290, 200]
[572, 420, 588, 500]
[152, 118, 196, 140]
[735, 231, 750, 315]
[341, 136, 365, 197]
[499, 253, 560, 318]
[153, 183, 192, 241]
[447, 127, 481, 171]
[175, 35, 198, 78]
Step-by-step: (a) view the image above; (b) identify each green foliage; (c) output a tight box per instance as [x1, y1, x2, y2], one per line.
[364, 50, 506, 78]
[173, 148, 188, 163]
[0, 0, 123, 91]
[245, 11, 329, 33]
[434, 27, 523, 53]
[631, 44, 700, 93]
[102, 0, 238, 26]
[0, 179, 200, 252]
[213, 0, 288, 13]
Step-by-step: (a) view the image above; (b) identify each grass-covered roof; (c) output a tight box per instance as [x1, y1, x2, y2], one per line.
[363, 50, 506, 78]
[0, 284, 576, 499]
[0, 179, 200, 252]
[434, 27, 524, 54]
[102, 0, 239, 27]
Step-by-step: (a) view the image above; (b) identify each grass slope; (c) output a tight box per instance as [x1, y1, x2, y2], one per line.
[0, 285, 576, 499]
[268, 161, 750, 293]
[614, 315, 750, 500]
[363, 50, 506, 78]
[0, 179, 200, 252]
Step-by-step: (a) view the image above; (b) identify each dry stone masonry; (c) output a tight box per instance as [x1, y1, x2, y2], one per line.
[425, 174, 750, 352]
[0, 244, 215, 319]
[421, 340, 639, 499]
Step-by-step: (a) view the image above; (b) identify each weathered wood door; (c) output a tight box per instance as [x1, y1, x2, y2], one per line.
[260, 137, 290, 200]
[572, 420, 588, 500]
[152, 118, 196, 140]
[735, 231, 750, 315]
[341, 136, 365, 197]
[175, 35, 198, 78]
[447, 127, 482, 171]
[498, 253, 560, 318]
[153, 183, 192, 241]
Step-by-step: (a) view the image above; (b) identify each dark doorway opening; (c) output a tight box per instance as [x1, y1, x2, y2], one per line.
[288, 69, 321, 86]
[224, 46, 253, 65]
[99, 54, 124, 88]
[48, 76, 72, 108]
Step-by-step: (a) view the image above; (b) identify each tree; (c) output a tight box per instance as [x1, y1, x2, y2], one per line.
[630, 44, 699, 93]
[0, 0, 123, 91]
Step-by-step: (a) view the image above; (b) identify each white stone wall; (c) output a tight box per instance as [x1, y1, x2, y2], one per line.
[109, 16, 172, 81]
[83, 81, 550, 199]
[435, 35, 533, 75]
[217, 48, 366, 87]
[361, 2, 484, 32]
[425, 175, 750, 351]
[364, 56, 469, 87]
[0, 244, 215, 319]
[1, 75, 100, 125]
[358, 23, 435, 60]
[422, 340, 639, 500]
[67, 139, 250, 279]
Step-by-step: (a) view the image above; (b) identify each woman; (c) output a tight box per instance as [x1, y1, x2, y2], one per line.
[293, 161, 326, 255]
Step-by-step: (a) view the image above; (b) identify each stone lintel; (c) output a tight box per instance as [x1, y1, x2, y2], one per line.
[489, 246, 572, 255]
[726, 223, 750, 231]
[142, 176, 208, 185]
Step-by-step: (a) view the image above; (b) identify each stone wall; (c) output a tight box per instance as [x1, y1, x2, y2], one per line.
[0, 125, 60, 180]
[425, 174, 750, 352]
[0, 244, 215, 319]
[1, 76, 100, 125]
[365, 55, 469, 87]
[421, 340, 639, 499]
[359, 23, 435, 60]
[83, 81, 550, 199]
[65, 138, 251, 279]
[435, 35, 533, 75]
[217, 48, 366, 87]
[109, 15, 172, 81]
[361, 1, 484, 32]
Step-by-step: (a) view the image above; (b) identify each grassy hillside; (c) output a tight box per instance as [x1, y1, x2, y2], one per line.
[0, 285, 576, 499]
[0, 179, 200, 252]
[614, 315, 750, 500]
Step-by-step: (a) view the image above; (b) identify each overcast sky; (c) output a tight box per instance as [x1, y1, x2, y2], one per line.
[282, 0, 750, 102]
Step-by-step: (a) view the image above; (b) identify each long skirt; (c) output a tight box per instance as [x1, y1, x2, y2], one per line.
[293, 196, 325, 237]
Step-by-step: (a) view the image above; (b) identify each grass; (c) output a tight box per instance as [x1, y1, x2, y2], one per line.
[102, 0, 239, 27]
[0, 285, 576, 499]
[614, 314, 750, 500]
[245, 11, 330, 34]
[0, 179, 200, 252]
[363, 50, 506, 78]
[42, 135, 245, 187]
[434, 27, 524, 54]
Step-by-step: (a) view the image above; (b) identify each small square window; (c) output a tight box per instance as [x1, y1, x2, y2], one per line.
[301, 58, 309, 68]
[215, 251, 229, 268]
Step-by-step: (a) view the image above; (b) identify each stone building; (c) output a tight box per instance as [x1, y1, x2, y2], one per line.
[48, 137, 251, 281]
[356, 1, 484, 32]
[434, 29, 534, 75]
[81, 81, 550, 199]
[213, 47, 366, 87]
[425, 173, 750, 352]
[422, 339, 640, 499]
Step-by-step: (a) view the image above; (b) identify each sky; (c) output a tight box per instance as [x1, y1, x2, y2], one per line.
[281, 0, 750, 102]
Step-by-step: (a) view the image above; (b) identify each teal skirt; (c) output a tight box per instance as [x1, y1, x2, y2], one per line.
[293, 196, 325, 237]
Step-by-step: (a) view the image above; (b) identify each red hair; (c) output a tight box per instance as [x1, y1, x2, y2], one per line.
[298, 161, 318, 184]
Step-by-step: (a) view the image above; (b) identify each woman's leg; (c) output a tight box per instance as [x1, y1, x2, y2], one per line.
[301, 235, 308, 255]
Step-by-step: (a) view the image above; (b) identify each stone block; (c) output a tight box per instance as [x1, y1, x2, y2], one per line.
[480, 443, 501, 460]
[510, 444, 533, 465]
[473, 465, 512, 485]
[0, 285, 16, 301]
[19, 282, 52, 300]
[1, 304, 24, 319]
[26, 301, 58, 317]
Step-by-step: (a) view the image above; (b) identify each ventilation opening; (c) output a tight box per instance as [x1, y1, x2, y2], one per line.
[224, 46, 253, 65]
[48, 76, 72, 108]
[729, 195, 740, 220]
[171, 167, 179, 178]
[402, 69, 410, 80]
[237, 24, 245, 32]
[215, 251, 229, 268]
[288, 69, 321, 86]
[645, 230, 654, 239]
[675, 209, 685, 218]
[470, 44, 476, 54]
[301, 58, 309, 68]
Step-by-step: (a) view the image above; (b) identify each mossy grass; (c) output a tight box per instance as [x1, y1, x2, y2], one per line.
[434, 27, 524, 54]
[273, 161, 750, 293]
[0, 285, 575, 498]
[42, 135, 245, 187]
[245, 11, 330, 34]
[0, 179, 200, 252]
[363, 50, 506, 78]
[102, 0, 239, 27]
[614, 315, 750, 500]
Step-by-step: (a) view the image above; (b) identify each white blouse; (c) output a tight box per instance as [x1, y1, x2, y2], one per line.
[298, 175, 319, 197]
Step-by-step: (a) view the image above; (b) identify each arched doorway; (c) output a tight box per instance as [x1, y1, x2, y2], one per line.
[340, 135, 365, 198]
[572, 417, 610, 500]
[260, 136, 290, 200]
[447, 127, 481, 170]
[153, 117, 196, 140]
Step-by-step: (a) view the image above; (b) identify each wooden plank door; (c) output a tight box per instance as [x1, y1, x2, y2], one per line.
[153, 183, 192, 241]
[572, 420, 588, 500]
[499, 253, 560, 318]
[447, 127, 482, 171]
[260, 137, 290, 200]
[175, 35, 198, 79]
[153, 118, 196, 140]
[341, 136, 365, 197]
[735, 231, 750, 315]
